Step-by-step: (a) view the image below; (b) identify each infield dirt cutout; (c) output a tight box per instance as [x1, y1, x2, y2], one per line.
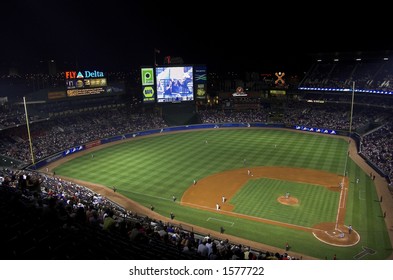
[181, 166, 359, 247]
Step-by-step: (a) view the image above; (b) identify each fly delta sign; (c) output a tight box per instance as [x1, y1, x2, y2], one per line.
[65, 70, 107, 97]
[65, 70, 104, 79]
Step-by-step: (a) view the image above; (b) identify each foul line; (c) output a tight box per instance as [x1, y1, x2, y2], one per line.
[335, 184, 347, 230]
[339, 187, 347, 209]
[181, 201, 318, 232]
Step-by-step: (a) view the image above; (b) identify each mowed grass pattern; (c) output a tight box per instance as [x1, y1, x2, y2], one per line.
[231, 178, 339, 227]
[55, 129, 347, 191]
[54, 128, 391, 259]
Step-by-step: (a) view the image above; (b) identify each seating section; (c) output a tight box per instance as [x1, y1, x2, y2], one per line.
[1, 169, 296, 260]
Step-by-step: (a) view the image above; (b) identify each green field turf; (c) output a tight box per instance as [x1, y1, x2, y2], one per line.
[54, 128, 392, 259]
[231, 178, 339, 227]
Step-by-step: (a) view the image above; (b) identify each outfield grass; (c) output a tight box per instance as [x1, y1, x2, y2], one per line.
[54, 128, 392, 259]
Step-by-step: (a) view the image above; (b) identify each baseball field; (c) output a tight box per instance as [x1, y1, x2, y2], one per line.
[50, 128, 392, 260]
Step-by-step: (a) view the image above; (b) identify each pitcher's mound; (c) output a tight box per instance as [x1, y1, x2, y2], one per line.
[277, 196, 299, 206]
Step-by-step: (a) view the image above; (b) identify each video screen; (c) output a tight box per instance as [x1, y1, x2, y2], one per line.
[155, 66, 194, 102]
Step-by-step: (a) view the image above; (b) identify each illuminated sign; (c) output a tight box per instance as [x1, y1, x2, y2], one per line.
[156, 66, 194, 103]
[48, 90, 67, 100]
[66, 78, 107, 90]
[274, 72, 286, 87]
[295, 126, 337, 135]
[196, 84, 206, 98]
[194, 65, 207, 100]
[63, 145, 84, 156]
[141, 67, 156, 103]
[66, 87, 106, 97]
[306, 99, 325, 103]
[65, 70, 107, 97]
[65, 70, 104, 79]
[232, 86, 247, 97]
[270, 89, 286, 95]
[141, 68, 154, 85]
[142, 86, 155, 102]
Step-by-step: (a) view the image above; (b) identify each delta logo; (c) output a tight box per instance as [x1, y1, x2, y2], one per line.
[65, 70, 104, 79]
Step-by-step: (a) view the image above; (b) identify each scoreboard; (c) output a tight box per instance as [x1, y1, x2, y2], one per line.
[140, 65, 207, 104]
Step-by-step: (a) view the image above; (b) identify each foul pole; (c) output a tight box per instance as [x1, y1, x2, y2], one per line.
[343, 81, 355, 178]
[335, 82, 355, 230]
[23, 96, 35, 165]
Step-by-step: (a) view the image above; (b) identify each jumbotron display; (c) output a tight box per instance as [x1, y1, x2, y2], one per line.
[155, 66, 194, 103]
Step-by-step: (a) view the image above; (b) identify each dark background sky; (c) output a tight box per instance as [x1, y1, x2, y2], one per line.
[1, 0, 392, 74]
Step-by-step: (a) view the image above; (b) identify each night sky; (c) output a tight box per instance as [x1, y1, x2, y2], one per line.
[1, 0, 392, 74]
